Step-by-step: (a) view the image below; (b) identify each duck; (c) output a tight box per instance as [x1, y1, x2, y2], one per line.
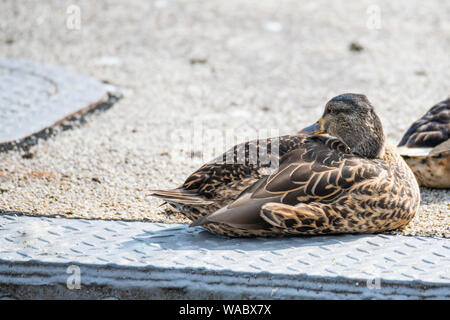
[150, 93, 420, 237]
[397, 98, 449, 188]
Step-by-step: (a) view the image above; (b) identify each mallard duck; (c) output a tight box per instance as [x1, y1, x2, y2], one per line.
[398, 98, 449, 188]
[150, 93, 420, 237]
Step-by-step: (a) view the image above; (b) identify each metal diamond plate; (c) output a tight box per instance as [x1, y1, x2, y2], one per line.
[0, 58, 112, 145]
[0, 214, 448, 299]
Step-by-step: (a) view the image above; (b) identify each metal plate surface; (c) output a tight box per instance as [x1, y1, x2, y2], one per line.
[0, 58, 114, 149]
[0, 214, 448, 299]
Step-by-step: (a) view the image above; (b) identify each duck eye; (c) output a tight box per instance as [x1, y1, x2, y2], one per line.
[328, 108, 337, 114]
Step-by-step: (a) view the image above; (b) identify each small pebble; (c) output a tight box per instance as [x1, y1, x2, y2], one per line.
[349, 42, 364, 52]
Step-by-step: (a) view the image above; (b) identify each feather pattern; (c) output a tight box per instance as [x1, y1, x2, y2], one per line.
[398, 98, 450, 188]
[150, 93, 421, 237]
[151, 135, 420, 237]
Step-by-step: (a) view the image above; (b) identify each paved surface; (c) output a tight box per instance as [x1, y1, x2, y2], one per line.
[0, 58, 114, 150]
[0, 1, 448, 300]
[0, 214, 448, 299]
[0, 0, 448, 236]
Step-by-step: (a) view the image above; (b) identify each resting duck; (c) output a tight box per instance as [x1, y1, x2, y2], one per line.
[398, 98, 449, 188]
[150, 94, 420, 237]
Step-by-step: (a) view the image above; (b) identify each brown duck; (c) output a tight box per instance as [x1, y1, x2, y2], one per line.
[398, 98, 450, 188]
[150, 94, 420, 237]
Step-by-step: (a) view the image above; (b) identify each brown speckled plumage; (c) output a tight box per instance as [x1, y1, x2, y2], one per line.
[150, 94, 421, 237]
[398, 98, 450, 188]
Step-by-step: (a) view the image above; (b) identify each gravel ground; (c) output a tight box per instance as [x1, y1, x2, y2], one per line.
[0, 0, 448, 237]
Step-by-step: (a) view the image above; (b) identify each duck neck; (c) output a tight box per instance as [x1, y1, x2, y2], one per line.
[351, 133, 386, 159]
[379, 142, 402, 162]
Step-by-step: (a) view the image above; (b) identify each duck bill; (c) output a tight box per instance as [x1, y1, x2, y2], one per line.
[300, 121, 327, 134]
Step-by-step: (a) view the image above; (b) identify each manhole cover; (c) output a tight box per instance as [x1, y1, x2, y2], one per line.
[0, 58, 119, 151]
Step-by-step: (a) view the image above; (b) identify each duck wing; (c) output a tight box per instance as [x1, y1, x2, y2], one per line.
[398, 98, 449, 149]
[191, 135, 382, 229]
[429, 139, 450, 157]
[149, 135, 308, 204]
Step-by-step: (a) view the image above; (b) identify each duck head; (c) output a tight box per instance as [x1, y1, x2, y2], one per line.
[302, 93, 386, 159]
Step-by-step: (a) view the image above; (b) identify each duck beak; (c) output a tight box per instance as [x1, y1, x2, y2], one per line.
[300, 120, 327, 134]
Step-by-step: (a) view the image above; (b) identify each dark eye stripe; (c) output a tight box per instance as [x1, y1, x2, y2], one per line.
[328, 107, 350, 114]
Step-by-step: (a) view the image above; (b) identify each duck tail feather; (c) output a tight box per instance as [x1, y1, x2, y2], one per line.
[189, 215, 210, 227]
[148, 189, 214, 205]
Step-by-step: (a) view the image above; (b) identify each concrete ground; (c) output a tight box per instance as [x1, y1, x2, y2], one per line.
[0, 0, 448, 237]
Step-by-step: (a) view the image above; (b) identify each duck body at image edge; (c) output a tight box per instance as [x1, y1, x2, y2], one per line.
[398, 98, 450, 188]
